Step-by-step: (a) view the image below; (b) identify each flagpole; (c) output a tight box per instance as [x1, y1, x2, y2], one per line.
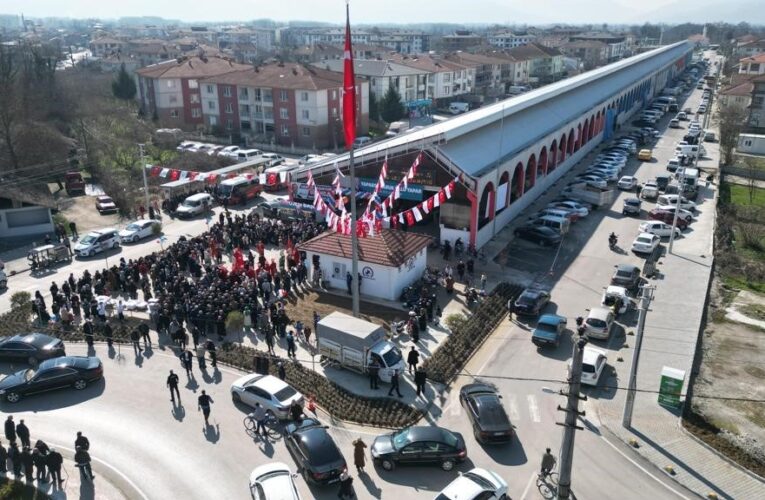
[350, 146, 360, 317]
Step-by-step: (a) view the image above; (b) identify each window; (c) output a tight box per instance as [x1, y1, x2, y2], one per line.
[169, 95, 178, 104]
[191, 108, 201, 118]
[332, 107, 338, 118]
[190, 94, 200, 104]
[206, 84, 214, 94]
[442, 86, 450, 95]
[225, 103, 233, 114]
[239, 88, 249, 99]
[207, 101, 216, 110]
[209, 116, 218, 126]
[226, 119, 233, 130]
[254, 88, 262, 100]
[223, 86, 232, 97]
[280, 89, 288, 101]
[750, 63, 760, 72]
[170, 110, 179, 118]
[301, 109, 310, 119]
[331, 90, 338, 100]
[444, 73, 451, 83]
[281, 124, 290, 136]
[280, 108, 289, 119]
[166, 80, 175, 88]
[300, 92, 309, 101]
[188, 79, 198, 89]
[302, 127, 311, 136]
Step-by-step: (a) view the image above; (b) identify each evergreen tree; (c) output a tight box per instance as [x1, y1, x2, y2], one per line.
[369, 91, 380, 122]
[112, 63, 137, 100]
[380, 85, 405, 123]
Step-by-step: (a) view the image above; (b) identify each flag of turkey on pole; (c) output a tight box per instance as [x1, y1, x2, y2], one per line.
[342, 2, 357, 149]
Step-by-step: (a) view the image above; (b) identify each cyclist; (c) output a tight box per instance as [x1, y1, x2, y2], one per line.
[252, 403, 267, 437]
[540, 448, 557, 478]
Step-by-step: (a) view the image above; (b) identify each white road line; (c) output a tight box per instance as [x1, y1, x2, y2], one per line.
[527, 394, 541, 423]
[48, 442, 150, 500]
[507, 394, 520, 421]
[520, 471, 537, 500]
[598, 434, 691, 500]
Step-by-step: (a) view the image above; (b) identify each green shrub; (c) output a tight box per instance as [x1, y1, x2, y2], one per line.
[10, 291, 32, 311]
[444, 313, 468, 332]
[226, 311, 244, 333]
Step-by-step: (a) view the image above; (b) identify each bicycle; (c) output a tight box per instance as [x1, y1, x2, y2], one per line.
[536, 465, 559, 499]
[243, 411, 282, 440]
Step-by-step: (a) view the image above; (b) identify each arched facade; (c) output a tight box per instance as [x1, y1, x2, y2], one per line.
[538, 147, 548, 177]
[525, 154, 537, 192]
[567, 128, 575, 155]
[510, 163, 524, 203]
[496, 171, 510, 213]
[549, 140, 557, 172]
[478, 182, 494, 228]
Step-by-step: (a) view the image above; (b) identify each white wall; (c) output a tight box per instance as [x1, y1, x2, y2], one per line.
[0, 206, 53, 238]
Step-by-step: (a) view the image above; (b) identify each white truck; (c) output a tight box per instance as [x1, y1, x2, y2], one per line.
[562, 181, 616, 208]
[317, 312, 405, 383]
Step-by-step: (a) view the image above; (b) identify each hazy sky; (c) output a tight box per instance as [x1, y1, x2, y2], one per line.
[2, 0, 760, 25]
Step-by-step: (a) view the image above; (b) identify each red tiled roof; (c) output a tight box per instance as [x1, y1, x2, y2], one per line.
[136, 55, 250, 79]
[719, 81, 754, 97]
[299, 229, 432, 268]
[201, 62, 355, 90]
[740, 53, 765, 64]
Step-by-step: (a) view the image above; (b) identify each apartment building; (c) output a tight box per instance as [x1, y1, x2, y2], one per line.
[506, 43, 565, 83]
[89, 36, 127, 57]
[488, 32, 537, 49]
[199, 63, 369, 149]
[301, 28, 372, 46]
[559, 40, 609, 70]
[390, 54, 476, 103]
[444, 52, 512, 98]
[440, 31, 485, 51]
[372, 31, 430, 54]
[135, 55, 252, 130]
[735, 39, 765, 59]
[569, 33, 628, 62]
[317, 59, 426, 103]
[739, 53, 765, 76]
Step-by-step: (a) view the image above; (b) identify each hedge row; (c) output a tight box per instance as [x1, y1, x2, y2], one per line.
[217, 343, 424, 428]
[423, 282, 523, 384]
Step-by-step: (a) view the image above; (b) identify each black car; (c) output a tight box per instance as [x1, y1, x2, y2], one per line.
[459, 384, 514, 444]
[0, 333, 65, 365]
[513, 288, 551, 316]
[611, 264, 641, 291]
[513, 226, 561, 246]
[283, 417, 347, 485]
[0, 356, 102, 403]
[371, 426, 466, 471]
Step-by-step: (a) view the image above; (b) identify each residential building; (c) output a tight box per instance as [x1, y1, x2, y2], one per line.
[739, 54, 765, 76]
[0, 186, 55, 238]
[444, 52, 512, 99]
[440, 31, 485, 51]
[302, 28, 372, 46]
[488, 32, 537, 49]
[570, 33, 628, 62]
[317, 58, 426, 103]
[372, 31, 430, 54]
[135, 55, 252, 130]
[293, 44, 344, 64]
[735, 39, 765, 58]
[89, 36, 127, 57]
[389, 54, 476, 103]
[560, 40, 609, 70]
[199, 62, 369, 149]
[746, 76, 765, 133]
[718, 80, 754, 110]
[506, 43, 565, 84]
[218, 27, 276, 53]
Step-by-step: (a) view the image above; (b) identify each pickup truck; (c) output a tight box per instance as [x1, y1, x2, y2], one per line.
[64, 172, 86, 195]
[562, 181, 616, 208]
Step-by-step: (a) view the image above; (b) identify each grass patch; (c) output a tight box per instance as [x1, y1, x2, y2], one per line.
[739, 303, 765, 322]
[708, 416, 740, 435]
[722, 275, 765, 295]
[726, 183, 765, 207]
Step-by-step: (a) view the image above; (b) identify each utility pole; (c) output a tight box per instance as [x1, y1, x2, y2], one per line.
[349, 147, 360, 317]
[138, 143, 150, 213]
[622, 285, 655, 428]
[556, 332, 588, 500]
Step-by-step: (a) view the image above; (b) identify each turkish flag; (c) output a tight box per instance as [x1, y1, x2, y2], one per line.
[389, 216, 397, 228]
[405, 210, 415, 226]
[169, 169, 180, 181]
[150, 166, 161, 177]
[342, 4, 357, 149]
[427, 197, 435, 212]
[438, 190, 447, 204]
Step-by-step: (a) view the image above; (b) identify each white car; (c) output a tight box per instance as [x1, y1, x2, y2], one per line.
[575, 176, 607, 189]
[218, 145, 240, 157]
[207, 145, 225, 156]
[180, 142, 203, 152]
[74, 228, 120, 258]
[580, 347, 608, 386]
[176, 141, 199, 152]
[617, 176, 638, 190]
[230, 374, 304, 420]
[119, 219, 161, 243]
[436, 468, 508, 500]
[298, 154, 323, 165]
[639, 221, 681, 239]
[601, 286, 630, 314]
[659, 194, 696, 211]
[249, 462, 302, 500]
[584, 307, 614, 340]
[548, 201, 589, 217]
[656, 206, 695, 223]
[640, 182, 659, 200]
[586, 169, 619, 182]
[262, 153, 284, 167]
[632, 232, 661, 254]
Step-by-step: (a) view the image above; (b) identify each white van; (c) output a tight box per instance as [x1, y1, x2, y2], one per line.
[386, 121, 408, 137]
[448, 102, 470, 114]
[675, 144, 702, 158]
[531, 215, 571, 235]
[352, 136, 372, 148]
[237, 149, 262, 162]
[175, 193, 213, 218]
[74, 228, 120, 258]
[261, 153, 284, 167]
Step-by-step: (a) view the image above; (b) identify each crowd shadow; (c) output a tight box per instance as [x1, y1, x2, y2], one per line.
[172, 402, 186, 421]
[0, 378, 106, 412]
[203, 422, 220, 444]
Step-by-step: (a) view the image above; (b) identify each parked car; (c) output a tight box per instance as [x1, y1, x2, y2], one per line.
[601, 286, 630, 315]
[632, 232, 661, 254]
[622, 198, 642, 216]
[611, 263, 641, 290]
[230, 373, 304, 419]
[513, 226, 562, 247]
[298, 154, 323, 165]
[617, 176, 637, 190]
[649, 208, 690, 228]
[95, 195, 117, 213]
[579, 347, 608, 386]
[535, 208, 579, 223]
[218, 145, 240, 157]
[262, 153, 284, 167]
[248, 462, 302, 500]
[512, 288, 551, 316]
[640, 182, 659, 200]
[639, 221, 682, 239]
[703, 131, 716, 142]
[584, 307, 614, 340]
[283, 418, 347, 485]
[118, 219, 161, 243]
[74, 228, 120, 257]
[574, 175, 607, 189]
[0, 356, 103, 403]
[637, 149, 653, 161]
[459, 384, 514, 443]
[669, 119, 681, 128]
[176, 141, 201, 152]
[206, 145, 225, 156]
[548, 201, 589, 217]
[371, 426, 467, 471]
[532, 314, 567, 347]
[655, 203, 695, 221]
[0, 333, 65, 365]
[435, 468, 509, 500]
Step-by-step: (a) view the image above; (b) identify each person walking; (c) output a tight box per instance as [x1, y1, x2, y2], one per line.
[196, 343, 207, 370]
[337, 471, 354, 499]
[83, 318, 95, 346]
[167, 370, 181, 403]
[0, 440, 7, 474]
[205, 339, 217, 368]
[198, 390, 214, 425]
[74, 446, 94, 481]
[21, 447, 33, 483]
[5, 415, 16, 443]
[46, 448, 63, 486]
[130, 327, 142, 355]
[74, 432, 90, 452]
[368, 359, 380, 390]
[16, 419, 30, 448]
[139, 322, 151, 348]
[180, 349, 193, 378]
[388, 369, 403, 398]
[32, 448, 47, 483]
[407, 346, 419, 375]
[286, 330, 297, 359]
[353, 439, 367, 473]
[103, 320, 113, 347]
[8, 442, 21, 478]
[290, 400, 303, 422]
[69, 221, 78, 239]
[277, 362, 286, 381]
[415, 367, 427, 398]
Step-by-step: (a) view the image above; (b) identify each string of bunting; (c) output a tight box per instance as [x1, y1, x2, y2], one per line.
[144, 165, 290, 186]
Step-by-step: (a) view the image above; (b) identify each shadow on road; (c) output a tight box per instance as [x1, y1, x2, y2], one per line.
[482, 435, 528, 466]
[0, 378, 105, 412]
[370, 458, 474, 490]
[172, 402, 186, 421]
[204, 422, 220, 444]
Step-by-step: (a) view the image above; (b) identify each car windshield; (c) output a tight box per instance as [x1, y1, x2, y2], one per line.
[391, 429, 412, 449]
[517, 292, 538, 305]
[582, 363, 596, 373]
[441, 429, 458, 448]
[183, 200, 199, 207]
[80, 235, 97, 245]
[616, 269, 634, 278]
[218, 184, 234, 196]
[637, 237, 652, 244]
[536, 322, 558, 333]
[24, 368, 36, 382]
[274, 385, 297, 403]
[382, 346, 402, 367]
[464, 472, 496, 490]
[125, 224, 141, 232]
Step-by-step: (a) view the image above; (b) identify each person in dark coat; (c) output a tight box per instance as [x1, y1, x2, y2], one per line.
[277, 362, 286, 381]
[74, 446, 93, 481]
[74, 432, 90, 451]
[46, 448, 63, 485]
[130, 328, 142, 355]
[368, 359, 380, 390]
[16, 419, 30, 448]
[205, 339, 217, 367]
[32, 448, 47, 482]
[180, 350, 193, 378]
[4, 415, 16, 443]
[407, 347, 420, 375]
[0, 440, 7, 473]
[167, 370, 181, 403]
[21, 447, 33, 483]
[8, 442, 21, 477]
[337, 471, 354, 499]
[83, 318, 95, 346]
[388, 369, 403, 398]
[415, 367, 427, 398]
[353, 439, 367, 473]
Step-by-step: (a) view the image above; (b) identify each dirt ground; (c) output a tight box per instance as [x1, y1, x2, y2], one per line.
[691, 283, 765, 470]
[52, 183, 124, 234]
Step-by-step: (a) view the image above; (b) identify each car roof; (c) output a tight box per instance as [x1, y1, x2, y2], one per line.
[407, 426, 453, 443]
[583, 346, 607, 364]
[604, 286, 628, 296]
[616, 263, 639, 273]
[538, 314, 565, 326]
[249, 374, 290, 394]
[38, 356, 98, 370]
[461, 383, 498, 397]
[295, 426, 343, 464]
[8, 333, 56, 347]
[588, 307, 612, 321]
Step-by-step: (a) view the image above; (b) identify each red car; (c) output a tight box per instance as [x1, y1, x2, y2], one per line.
[648, 209, 689, 229]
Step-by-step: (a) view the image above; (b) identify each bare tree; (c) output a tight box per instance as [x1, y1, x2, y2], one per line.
[717, 103, 748, 165]
[744, 158, 759, 205]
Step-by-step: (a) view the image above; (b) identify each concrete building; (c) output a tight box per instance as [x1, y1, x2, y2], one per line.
[440, 31, 485, 51]
[389, 54, 476, 104]
[199, 62, 369, 149]
[560, 40, 609, 70]
[746, 76, 765, 133]
[738, 53, 765, 76]
[506, 43, 565, 84]
[89, 36, 126, 57]
[738, 133, 765, 155]
[317, 59, 426, 104]
[302, 28, 372, 46]
[135, 55, 252, 130]
[294, 42, 692, 250]
[719, 80, 754, 110]
[372, 31, 430, 54]
[488, 32, 537, 49]
[570, 33, 629, 62]
[735, 39, 765, 59]
[445, 52, 513, 99]
[0, 188, 55, 238]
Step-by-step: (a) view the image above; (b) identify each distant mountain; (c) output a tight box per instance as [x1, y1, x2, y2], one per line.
[638, 0, 764, 25]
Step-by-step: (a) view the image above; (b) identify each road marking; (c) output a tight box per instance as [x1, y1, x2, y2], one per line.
[598, 434, 691, 499]
[48, 441, 150, 500]
[520, 471, 537, 499]
[507, 394, 520, 421]
[527, 394, 541, 423]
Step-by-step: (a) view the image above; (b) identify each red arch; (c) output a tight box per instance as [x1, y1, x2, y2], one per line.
[511, 162, 524, 203]
[497, 171, 510, 211]
[549, 140, 558, 172]
[478, 181, 495, 227]
[539, 146, 548, 177]
[588, 115, 596, 140]
[559, 133, 567, 163]
[525, 154, 537, 191]
[567, 128, 575, 155]
[582, 118, 590, 144]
